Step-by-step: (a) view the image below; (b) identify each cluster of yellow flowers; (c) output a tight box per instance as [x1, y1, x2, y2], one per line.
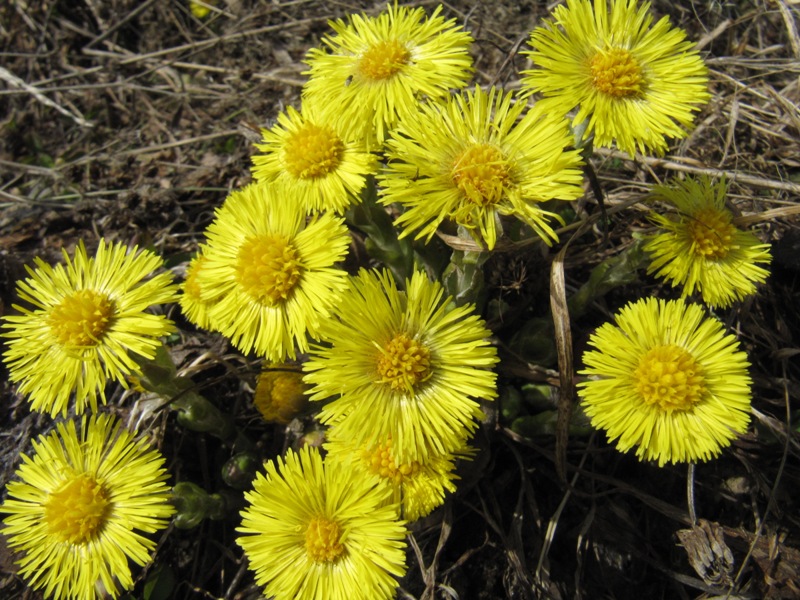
[0, 1, 774, 599]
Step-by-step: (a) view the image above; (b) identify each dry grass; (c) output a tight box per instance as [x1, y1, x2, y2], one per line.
[1, 0, 799, 598]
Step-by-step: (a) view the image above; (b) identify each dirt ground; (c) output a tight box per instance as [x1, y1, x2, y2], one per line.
[1, 0, 800, 598]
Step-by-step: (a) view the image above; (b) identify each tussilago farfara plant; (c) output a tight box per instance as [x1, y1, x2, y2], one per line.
[3, 1, 774, 598]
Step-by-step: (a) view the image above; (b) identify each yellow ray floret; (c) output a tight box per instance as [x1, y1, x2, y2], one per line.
[251, 102, 378, 214]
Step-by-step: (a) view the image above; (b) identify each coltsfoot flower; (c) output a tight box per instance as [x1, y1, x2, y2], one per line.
[179, 249, 218, 330]
[521, 0, 710, 156]
[303, 3, 473, 146]
[325, 430, 468, 522]
[303, 269, 498, 463]
[2, 239, 178, 416]
[237, 446, 407, 600]
[0, 414, 175, 600]
[379, 86, 585, 250]
[578, 297, 752, 466]
[197, 181, 350, 361]
[642, 176, 772, 308]
[253, 363, 310, 424]
[251, 102, 378, 214]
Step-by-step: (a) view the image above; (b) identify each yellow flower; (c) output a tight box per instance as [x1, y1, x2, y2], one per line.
[197, 182, 350, 361]
[251, 103, 378, 214]
[521, 0, 710, 156]
[237, 446, 407, 600]
[325, 430, 469, 522]
[578, 297, 752, 466]
[0, 414, 175, 600]
[642, 176, 772, 308]
[379, 86, 584, 250]
[189, 0, 215, 18]
[179, 250, 218, 330]
[303, 3, 473, 146]
[303, 269, 498, 463]
[254, 363, 310, 424]
[2, 239, 178, 417]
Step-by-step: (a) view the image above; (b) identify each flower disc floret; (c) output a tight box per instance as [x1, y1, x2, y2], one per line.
[44, 473, 110, 544]
[358, 39, 411, 80]
[49, 289, 115, 349]
[235, 235, 302, 306]
[283, 122, 344, 179]
[589, 47, 643, 97]
[578, 297, 752, 466]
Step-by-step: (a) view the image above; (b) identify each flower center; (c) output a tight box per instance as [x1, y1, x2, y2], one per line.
[44, 473, 110, 544]
[305, 516, 345, 563]
[283, 123, 345, 180]
[685, 207, 737, 259]
[451, 143, 511, 207]
[358, 39, 411, 81]
[235, 235, 302, 306]
[376, 333, 432, 393]
[589, 47, 643, 98]
[49, 289, 114, 349]
[363, 441, 420, 486]
[633, 344, 706, 412]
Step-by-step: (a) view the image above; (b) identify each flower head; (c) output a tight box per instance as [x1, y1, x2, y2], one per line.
[179, 250, 218, 330]
[2, 239, 178, 417]
[196, 182, 350, 361]
[521, 0, 710, 156]
[303, 269, 498, 463]
[303, 3, 473, 146]
[254, 363, 311, 424]
[642, 176, 772, 308]
[251, 103, 378, 214]
[0, 414, 175, 600]
[379, 86, 584, 249]
[325, 430, 468, 522]
[578, 297, 752, 466]
[189, 0, 215, 18]
[237, 446, 407, 600]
